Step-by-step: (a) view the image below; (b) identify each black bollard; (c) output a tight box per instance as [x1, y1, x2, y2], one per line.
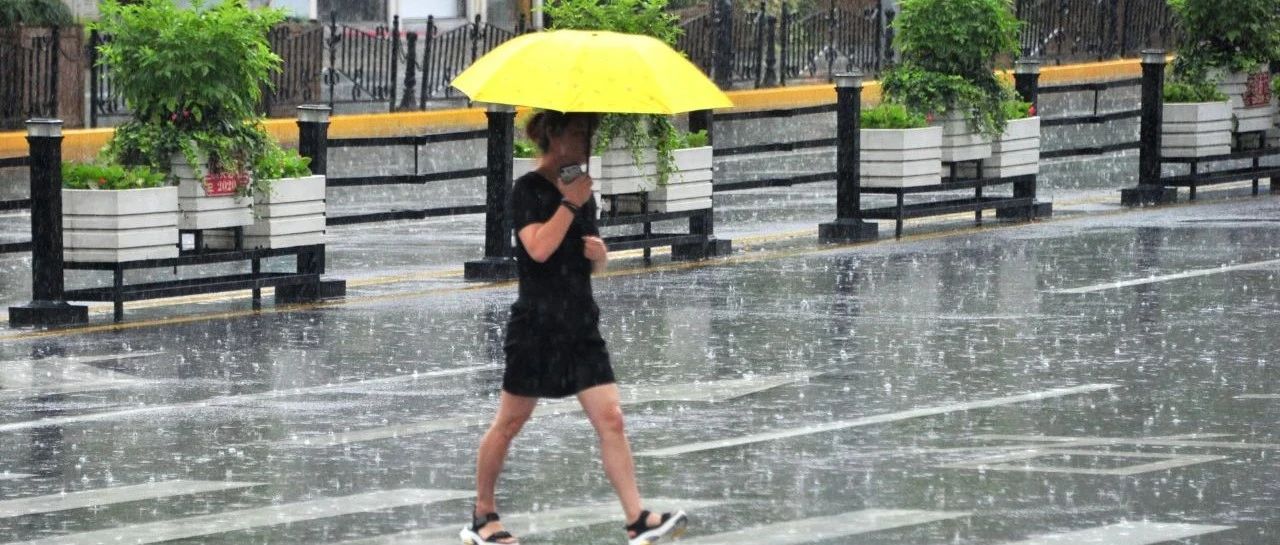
[465, 104, 519, 281]
[1122, 49, 1177, 206]
[819, 71, 878, 244]
[297, 105, 331, 175]
[998, 59, 1054, 220]
[280, 105, 346, 303]
[9, 119, 88, 328]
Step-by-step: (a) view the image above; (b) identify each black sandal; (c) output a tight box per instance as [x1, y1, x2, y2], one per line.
[626, 509, 689, 545]
[460, 512, 519, 545]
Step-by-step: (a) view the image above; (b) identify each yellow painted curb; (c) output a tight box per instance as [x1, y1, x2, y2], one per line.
[0, 57, 1153, 161]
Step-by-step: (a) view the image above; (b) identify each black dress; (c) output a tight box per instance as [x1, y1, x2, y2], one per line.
[502, 171, 615, 398]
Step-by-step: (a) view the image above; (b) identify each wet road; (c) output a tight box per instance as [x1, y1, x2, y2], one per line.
[0, 191, 1278, 544]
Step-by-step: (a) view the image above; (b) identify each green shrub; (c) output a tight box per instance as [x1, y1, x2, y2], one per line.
[882, 0, 1022, 137]
[93, 0, 284, 126]
[253, 143, 311, 180]
[682, 129, 709, 148]
[62, 162, 166, 190]
[0, 0, 73, 27]
[860, 103, 928, 129]
[1163, 80, 1229, 103]
[880, 63, 1017, 137]
[1001, 99, 1033, 120]
[1169, 0, 1280, 75]
[513, 139, 538, 158]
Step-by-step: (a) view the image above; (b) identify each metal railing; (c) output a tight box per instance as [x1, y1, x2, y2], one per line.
[1, 27, 60, 130]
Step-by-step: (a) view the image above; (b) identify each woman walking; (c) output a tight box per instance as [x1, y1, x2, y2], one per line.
[460, 110, 689, 545]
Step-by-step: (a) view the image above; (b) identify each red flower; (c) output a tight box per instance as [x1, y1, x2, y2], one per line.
[1028, 104, 1037, 117]
[926, 112, 935, 124]
[170, 113, 178, 122]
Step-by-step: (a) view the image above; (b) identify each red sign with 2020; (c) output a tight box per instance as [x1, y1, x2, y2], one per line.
[203, 173, 249, 196]
[1244, 72, 1272, 108]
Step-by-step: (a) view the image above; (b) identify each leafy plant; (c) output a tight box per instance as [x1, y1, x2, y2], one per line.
[1000, 99, 1033, 120]
[543, 0, 682, 46]
[0, 0, 73, 27]
[253, 142, 311, 181]
[1164, 78, 1229, 103]
[92, 0, 284, 127]
[544, 0, 685, 185]
[882, 0, 1021, 137]
[880, 63, 1017, 137]
[860, 102, 928, 129]
[513, 138, 538, 158]
[1168, 0, 1280, 75]
[682, 129, 709, 148]
[62, 162, 167, 190]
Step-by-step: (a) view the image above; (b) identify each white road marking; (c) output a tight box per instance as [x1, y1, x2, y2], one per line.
[338, 498, 728, 545]
[636, 384, 1120, 457]
[0, 365, 501, 433]
[1004, 521, 1233, 545]
[8, 489, 471, 545]
[278, 374, 811, 447]
[1050, 258, 1280, 294]
[676, 509, 970, 545]
[0, 480, 262, 518]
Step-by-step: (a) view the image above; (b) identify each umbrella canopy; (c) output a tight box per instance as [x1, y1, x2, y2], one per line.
[451, 29, 733, 114]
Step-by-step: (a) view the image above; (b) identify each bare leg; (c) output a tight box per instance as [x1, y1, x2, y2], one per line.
[473, 391, 538, 542]
[577, 383, 665, 532]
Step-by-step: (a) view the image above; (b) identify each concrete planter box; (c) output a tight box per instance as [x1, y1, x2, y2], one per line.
[610, 146, 714, 214]
[1161, 101, 1233, 158]
[171, 153, 253, 230]
[206, 175, 327, 250]
[935, 112, 993, 163]
[983, 116, 1041, 178]
[61, 186, 180, 262]
[597, 147, 660, 195]
[1214, 68, 1277, 134]
[859, 126, 943, 188]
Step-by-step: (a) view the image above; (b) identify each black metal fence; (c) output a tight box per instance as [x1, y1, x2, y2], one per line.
[48, 0, 1186, 125]
[1015, 0, 1179, 63]
[1, 27, 60, 129]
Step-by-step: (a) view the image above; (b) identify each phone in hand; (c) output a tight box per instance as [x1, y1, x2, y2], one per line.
[559, 163, 585, 184]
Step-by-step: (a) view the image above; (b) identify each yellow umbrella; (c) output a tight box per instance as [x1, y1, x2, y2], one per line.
[451, 29, 733, 114]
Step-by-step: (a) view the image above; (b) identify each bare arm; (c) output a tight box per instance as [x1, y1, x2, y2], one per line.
[517, 205, 578, 263]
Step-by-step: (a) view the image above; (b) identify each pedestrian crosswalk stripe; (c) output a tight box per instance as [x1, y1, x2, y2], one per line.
[637, 384, 1119, 457]
[8, 489, 471, 545]
[337, 498, 728, 545]
[278, 374, 811, 448]
[1003, 521, 1233, 545]
[676, 509, 970, 545]
[0, 364, 502, 433]
[0, 480, 262, 518]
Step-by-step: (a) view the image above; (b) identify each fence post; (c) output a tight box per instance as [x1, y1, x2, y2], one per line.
[400, 31, 418, 111]
[420, 16, 435, 109]
[753, 3, 766, 88]
[8, 119, 88, 328]
[819, 72, 877, 244]
[327, 11, 338, 109]
[713, 0, 734, 88]
[825, 0, 837, 82]
[779, 3, 789, 86]
[465, 104, 518, 281]
[763, 15, 777, 87]
[1122, 49, 1177, 207]
[389, 15, 400, 112]
[88, 29, 99, 128]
